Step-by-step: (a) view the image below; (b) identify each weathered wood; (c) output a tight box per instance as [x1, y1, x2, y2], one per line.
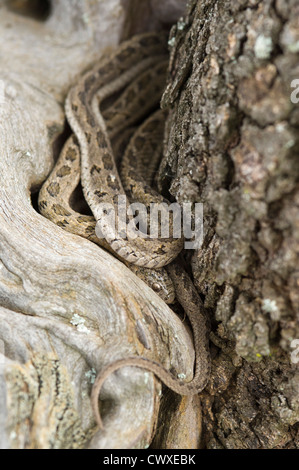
[0, 0, 197, 449]
[151, 391, 202, 449]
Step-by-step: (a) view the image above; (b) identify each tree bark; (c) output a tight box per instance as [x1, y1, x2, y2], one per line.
[159, 0, 299, 449]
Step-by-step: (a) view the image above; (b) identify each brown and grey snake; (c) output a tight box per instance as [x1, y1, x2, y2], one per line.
[38, 32, 210, 429]
[39, 60, 176, 304]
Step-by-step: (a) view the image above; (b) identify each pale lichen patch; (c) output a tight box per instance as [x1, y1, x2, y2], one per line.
[70, 314, 91, 334]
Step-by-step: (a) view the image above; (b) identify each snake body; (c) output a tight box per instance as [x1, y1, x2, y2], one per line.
[65, 32, 183, 269]
[38, 61, 175, 304]
[38, 32, 210, 429]
[91, 262, 210, 428]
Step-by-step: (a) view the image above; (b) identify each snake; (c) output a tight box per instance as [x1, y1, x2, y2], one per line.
[38, 31, 211, 429]
[38, 60, 176, 304]
[65, 32, 184, 269]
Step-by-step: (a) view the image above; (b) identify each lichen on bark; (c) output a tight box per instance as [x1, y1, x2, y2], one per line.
[159, 0, 299, 448]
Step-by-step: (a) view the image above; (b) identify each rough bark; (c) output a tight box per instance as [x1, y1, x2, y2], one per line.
[159, 0, 298, 449]
[0, 0, 298, 450]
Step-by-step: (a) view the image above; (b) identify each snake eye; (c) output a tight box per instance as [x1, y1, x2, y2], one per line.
[152, 283, 162, 292]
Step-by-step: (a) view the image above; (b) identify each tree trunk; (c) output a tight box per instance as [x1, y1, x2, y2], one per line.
[159, 0, 298, 449]
[0, 0, 298, 449]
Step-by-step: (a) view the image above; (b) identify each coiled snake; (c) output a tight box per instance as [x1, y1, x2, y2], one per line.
[38, 32, 210, 429]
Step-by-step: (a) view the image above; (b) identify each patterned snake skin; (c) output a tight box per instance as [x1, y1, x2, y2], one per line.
[38, 32, 210, 429]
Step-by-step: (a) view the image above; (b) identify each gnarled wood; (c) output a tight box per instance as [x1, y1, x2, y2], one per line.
[0, 0, 195, 449]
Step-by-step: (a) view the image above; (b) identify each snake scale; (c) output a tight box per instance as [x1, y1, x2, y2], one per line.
[39, 61, 176, 304]
[38, 32, 210, 429]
